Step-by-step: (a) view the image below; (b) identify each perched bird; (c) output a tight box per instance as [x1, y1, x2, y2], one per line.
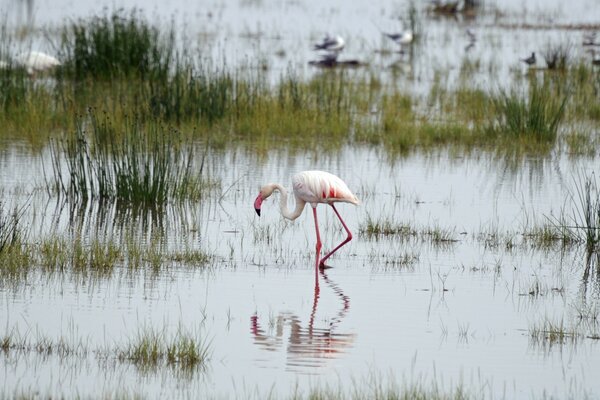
[15, 51, 61, 75]
[313, 35, 345, 61]
[254, 170, 359, 269]
[521, 52, 536, 66]
[384, 30, 413, 53]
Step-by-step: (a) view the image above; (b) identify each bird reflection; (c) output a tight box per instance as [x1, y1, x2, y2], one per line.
[250, 269, 354, 371]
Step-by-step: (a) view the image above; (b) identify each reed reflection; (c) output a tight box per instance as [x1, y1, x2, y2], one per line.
[250, 269, 354, 371]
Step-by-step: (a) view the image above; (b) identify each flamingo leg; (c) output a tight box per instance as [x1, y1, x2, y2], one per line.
[319, 204, 353, 268]
[312, 206, 322, 270]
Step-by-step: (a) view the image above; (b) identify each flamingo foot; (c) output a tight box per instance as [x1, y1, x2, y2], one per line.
[319, 261, 333, 270]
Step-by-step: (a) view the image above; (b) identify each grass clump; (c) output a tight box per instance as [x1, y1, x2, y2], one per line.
[488, 81, 568, 144]
[360, 217, 417, 239]
[117, 326, 210, 372]
[59, 9, 174, 81]
[542, 41, 572, 70]
[48, 111, 213, 205]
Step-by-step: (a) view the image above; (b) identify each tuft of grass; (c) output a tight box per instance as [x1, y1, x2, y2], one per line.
[59, 9, 174, 81]
[488, 81, 568, 144]
[117, 326, 210, 372]
[572, 173, 600, 252]
[360, 217, 417, 239]
[542, 41, 572, 70]
[523, 223, 579, 250]
[48, 112, 214, 205]
[0, 201, 27, 254]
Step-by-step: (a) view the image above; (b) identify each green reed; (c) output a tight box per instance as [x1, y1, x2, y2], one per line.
[489, 81, 568, 143]
[117, 326, 210, 371]
[48, 112, 212, 205]
[59, 9, 174, 81]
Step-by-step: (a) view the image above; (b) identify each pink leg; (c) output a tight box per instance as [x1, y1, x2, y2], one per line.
[319, 204, 353, 268]
[312, 206, 322, 270]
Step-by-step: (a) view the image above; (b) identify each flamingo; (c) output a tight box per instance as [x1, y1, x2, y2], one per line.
[254, 170, 359, 269]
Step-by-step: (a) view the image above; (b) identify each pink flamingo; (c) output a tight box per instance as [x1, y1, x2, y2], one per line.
[254, 170, 359, 269]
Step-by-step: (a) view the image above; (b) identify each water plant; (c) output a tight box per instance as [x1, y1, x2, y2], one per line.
[117, 326, 210, 372]
[59, 9, 174, 81]
[48, 111, 214, 205]
[488, 81, 568, 144]
[542, 41, 572, 70]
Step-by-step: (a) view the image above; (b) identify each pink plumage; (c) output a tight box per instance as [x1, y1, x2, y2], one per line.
[292, 171, 360, 206]
[254, 170, 359, 269]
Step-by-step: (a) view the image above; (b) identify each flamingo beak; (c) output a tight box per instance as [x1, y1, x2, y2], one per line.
[254, 194, 263, 216]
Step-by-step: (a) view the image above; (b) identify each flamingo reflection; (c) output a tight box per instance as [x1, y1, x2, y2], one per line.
[250, 269, 354, 371]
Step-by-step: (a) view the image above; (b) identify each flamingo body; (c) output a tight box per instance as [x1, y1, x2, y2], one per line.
[254, 170, 359, 268]
[292, 171, 359, 207]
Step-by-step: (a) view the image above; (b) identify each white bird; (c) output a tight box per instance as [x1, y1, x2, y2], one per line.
[383, 30, 413, 53]
[15, 51, 61, 75]
[313, 35, 345, 61]
[254, 170, 359, 269]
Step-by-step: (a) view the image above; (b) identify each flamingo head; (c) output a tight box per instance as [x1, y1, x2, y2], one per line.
[254, 185, 276, 216]
[254, 194, 263, 216]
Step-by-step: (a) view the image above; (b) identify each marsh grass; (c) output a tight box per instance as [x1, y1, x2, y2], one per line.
[117, 326, 210, 372]
[59, 9, 174, 81]
[360, 217, 458, 246]
[529, 318, 578, 346]
[489, 81, 568, 144]
[48, 112, 213, 205]
[544, 173, 600, 253]
[542, 41, 572, 70]
[0, 10, 597, 157]
[523, 224, 579, 250]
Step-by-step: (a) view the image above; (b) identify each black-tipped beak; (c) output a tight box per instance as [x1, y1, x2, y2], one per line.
[255, 208, 261, 216]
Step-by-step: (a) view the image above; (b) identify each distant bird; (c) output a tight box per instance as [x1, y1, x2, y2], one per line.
[384, 30, 413, 53]
[15, 51, 61, 75]
[313, 35, 345, 61]
[520, 52, 536, 66]
[254, 170, 359, 269]
[466, 28, 476, 42]
[583, 32, 597, 46]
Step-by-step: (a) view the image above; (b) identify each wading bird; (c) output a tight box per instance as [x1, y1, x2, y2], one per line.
[254, 170, 359, 269]
[520, 52, 536, 66]
[15, 51, 61, 75]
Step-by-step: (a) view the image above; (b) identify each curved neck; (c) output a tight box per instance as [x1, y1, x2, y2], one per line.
[273, 184, 306, 221]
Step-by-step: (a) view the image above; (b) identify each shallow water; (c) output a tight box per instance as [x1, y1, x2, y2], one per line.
[1, 143, 599, 398]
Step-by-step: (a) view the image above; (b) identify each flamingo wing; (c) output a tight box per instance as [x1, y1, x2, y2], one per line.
[293, 171, 359, 205]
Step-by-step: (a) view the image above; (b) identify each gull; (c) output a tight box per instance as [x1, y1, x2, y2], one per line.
[383, 30, 413, 53]
[313, 35, 345, 60]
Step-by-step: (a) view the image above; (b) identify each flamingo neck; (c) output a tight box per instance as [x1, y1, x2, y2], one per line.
[273, 184, 306, 221]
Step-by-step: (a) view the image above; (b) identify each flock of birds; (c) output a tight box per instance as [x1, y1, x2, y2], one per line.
[312, 28, 600, 67]
[312, 29, 414, 63]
